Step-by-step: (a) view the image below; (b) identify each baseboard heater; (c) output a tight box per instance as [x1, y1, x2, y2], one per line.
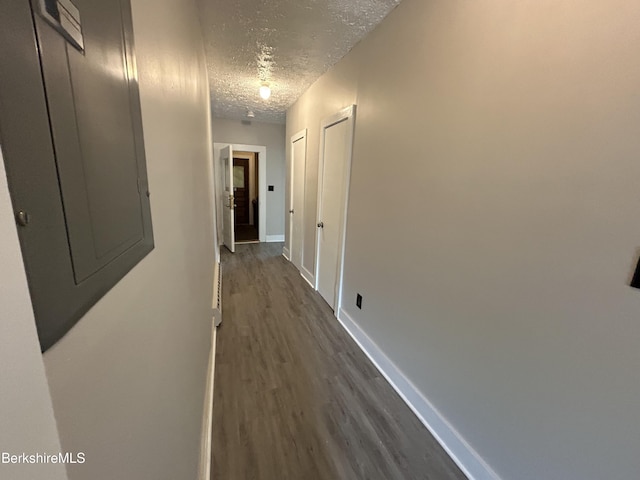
[213, 261, 222, 327]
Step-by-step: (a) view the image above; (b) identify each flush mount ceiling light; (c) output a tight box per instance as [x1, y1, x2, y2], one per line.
[247, 110, 255, 118]
[259, 84, 271, 100]
[200, 0, 402, 122]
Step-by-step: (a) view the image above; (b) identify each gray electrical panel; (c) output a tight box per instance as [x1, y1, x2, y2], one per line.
[0, 0, 154, 351]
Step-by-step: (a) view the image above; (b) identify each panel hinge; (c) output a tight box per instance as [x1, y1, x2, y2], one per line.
[137, 178, 150, 197]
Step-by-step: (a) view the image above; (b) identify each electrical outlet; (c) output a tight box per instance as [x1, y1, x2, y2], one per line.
[356, 293, 362, 309]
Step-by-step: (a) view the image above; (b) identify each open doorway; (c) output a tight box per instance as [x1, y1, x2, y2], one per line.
[214, 142, 268, 250]
[233, 151, 259, 243]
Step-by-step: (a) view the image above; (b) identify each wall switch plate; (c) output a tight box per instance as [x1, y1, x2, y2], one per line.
[356, 293, 362, 309]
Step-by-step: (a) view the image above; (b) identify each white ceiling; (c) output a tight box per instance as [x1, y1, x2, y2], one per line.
[198, 0, 402, 124]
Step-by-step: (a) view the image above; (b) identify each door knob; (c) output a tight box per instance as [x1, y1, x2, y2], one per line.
[317, 221, 324, 228]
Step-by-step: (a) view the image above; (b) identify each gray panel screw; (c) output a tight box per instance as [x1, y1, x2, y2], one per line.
[16, 210, 30, 227]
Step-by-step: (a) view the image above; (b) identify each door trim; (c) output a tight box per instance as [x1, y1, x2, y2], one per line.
[288, 128, 307, 269]
[314, 105, 356, 312]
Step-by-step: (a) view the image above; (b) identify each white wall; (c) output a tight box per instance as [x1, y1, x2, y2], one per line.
[42, 0, 217, 479]
[212, 118, 285, 238]
[287, 0, 640, 479]
[0, 148, 68, 480]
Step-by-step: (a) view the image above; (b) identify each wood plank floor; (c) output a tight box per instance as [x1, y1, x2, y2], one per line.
[211, 243, 467, 480]
[235, 224, 259, 242]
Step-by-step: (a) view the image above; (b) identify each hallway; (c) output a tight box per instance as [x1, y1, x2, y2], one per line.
[212, 243, 466, 480]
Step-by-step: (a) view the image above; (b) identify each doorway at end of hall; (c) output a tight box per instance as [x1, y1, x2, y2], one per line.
[233, 151, 259, 243]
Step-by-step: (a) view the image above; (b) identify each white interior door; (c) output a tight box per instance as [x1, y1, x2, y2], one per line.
[290, 130, 307, 270]
[221, 145, 235, 253]
[315, 106, 356, 311]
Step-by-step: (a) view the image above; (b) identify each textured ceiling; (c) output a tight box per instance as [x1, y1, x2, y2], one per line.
[198, 0, 402, 124]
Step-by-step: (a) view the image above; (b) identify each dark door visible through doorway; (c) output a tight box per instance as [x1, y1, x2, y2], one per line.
[233, 152, 259, 242]
[233, 158, 250, 224]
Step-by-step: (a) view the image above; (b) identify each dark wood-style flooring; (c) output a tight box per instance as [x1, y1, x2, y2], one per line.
[235, 224, 259, 242]
[212, 243, 467, 480]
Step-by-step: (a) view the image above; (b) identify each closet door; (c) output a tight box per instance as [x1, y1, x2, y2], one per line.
[315, 106, 356, 312]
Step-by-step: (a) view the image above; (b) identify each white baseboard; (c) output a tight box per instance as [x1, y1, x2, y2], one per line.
[282, 247, 290, 260]
[198, 325, 217, 480]
[336, 308, 500, 480]
[300, 266, 315, 289]
[266, 234, 285, 242]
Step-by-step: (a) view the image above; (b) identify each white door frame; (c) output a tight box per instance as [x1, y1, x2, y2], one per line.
[314, 105, 357, 312]
[214, 143, 267, 244]
[287, 129, 307, 266]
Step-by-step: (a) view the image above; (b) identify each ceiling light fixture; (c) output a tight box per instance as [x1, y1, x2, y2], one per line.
[259, 84, 271, 100]
[247, 110, 255, 118]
